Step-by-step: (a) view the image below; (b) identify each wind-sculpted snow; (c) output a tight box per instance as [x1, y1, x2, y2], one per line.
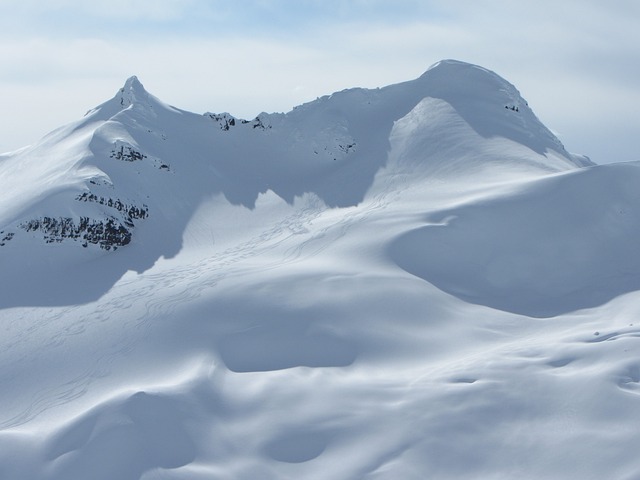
[419, 60, 570, 157]
[3, 61, 640, 479]
[43, 391, 197, 480]
[390, 162, 640, 317]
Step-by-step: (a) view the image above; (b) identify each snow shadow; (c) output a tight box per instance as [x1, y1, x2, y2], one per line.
[43, 391, 196, 480]
[0, 227, 177, 308]
[218, 319, 357, 373]
[0, 71, 448, 308]
[263, 429, 330, 463]
[389, 163, 640, 317]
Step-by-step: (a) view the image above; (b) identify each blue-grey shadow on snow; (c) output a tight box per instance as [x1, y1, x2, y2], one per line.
[389, 162, 640, 318]
[0, 70, 442, 308]
[263, 429, 331, 463]
[209, 293, 358, 372]
[43, 391, 196, 480]
[218, 320, 357, 373]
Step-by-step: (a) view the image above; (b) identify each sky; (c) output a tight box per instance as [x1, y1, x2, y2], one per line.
[0, 0, 639, 164]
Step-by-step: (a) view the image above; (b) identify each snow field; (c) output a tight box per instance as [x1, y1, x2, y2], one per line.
[1, 60, 639, 479]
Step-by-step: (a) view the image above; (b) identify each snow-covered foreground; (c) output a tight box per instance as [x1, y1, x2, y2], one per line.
[1, 60, 639, 479]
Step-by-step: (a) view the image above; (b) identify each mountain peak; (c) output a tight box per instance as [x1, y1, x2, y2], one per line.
[410, 59, 584, 161]
[423, 58, 478, 72]
[418, 59, 506, 86]
[123, 75, 143, 90]
[117, 75, 149, 108]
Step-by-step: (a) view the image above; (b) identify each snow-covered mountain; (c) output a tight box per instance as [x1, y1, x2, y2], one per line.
[1, 60, 639, 479]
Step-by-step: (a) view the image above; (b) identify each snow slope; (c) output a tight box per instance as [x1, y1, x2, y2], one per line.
[2, 60, 639, 479]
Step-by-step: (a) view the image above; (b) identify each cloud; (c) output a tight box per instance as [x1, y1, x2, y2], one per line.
[0, 0, 198, 21]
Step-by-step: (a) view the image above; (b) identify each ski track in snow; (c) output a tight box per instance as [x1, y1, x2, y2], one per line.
[0, 169, 425, 436]
[0, 201, 326, 428]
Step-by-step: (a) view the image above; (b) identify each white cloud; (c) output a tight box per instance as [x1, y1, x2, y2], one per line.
[0, 0, 199, 21]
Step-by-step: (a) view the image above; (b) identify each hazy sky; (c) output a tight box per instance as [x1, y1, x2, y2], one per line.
[1, 0, 638, 164]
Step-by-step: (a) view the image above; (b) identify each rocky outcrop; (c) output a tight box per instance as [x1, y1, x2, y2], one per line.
[0, 231, 14, 246]
[20, 216, 131, 250]
[75, 193, 148, 227]
[110, 145, 147, 162]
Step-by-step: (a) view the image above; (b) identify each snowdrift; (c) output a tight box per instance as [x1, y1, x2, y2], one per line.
[391, 162, 640, 317]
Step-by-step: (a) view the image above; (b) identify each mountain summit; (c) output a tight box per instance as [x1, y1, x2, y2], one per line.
[119, 75, 146, 100]
[415, 59, 585, 160]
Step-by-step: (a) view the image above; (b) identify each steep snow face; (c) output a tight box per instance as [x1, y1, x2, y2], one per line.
[417, 60, 567, 156]
[5, 61, 639, 480]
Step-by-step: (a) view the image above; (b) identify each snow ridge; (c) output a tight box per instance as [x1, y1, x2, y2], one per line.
[0, 60, 593, 283]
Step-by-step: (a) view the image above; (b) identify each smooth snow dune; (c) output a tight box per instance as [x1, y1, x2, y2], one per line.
[43, 391, 197, 480]
[390, 161, 640, 317]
